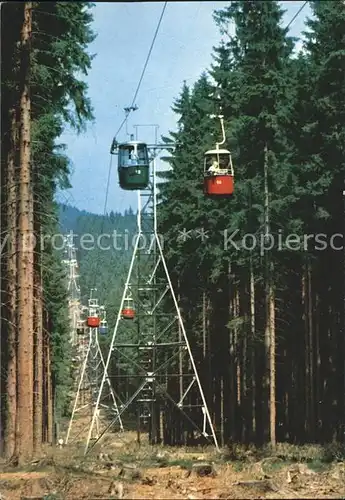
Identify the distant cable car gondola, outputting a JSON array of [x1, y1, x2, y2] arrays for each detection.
[[203, 115, 234, 198], [76, 320, 86, 335], [121, 297, 135, 320], [117, 141, 150, 190], [99, 319, 108, 335], [87, 316, 100, 328]]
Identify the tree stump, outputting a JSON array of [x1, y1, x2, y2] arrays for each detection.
[[191, 462, 217, 477]]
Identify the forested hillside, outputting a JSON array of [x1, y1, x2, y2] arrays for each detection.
[[58, 203, 136, 326], [158, 0, 345, 448]]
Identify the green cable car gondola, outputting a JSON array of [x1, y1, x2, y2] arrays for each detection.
[[117, 141, 150, 190]]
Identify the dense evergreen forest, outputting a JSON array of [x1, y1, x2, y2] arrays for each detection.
[[158, 0, 345, 448], [1, 2, 95, 463], [1, 0, 344, 466], [58, 203, 137, 325]]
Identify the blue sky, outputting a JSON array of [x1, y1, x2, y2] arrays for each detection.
[[58, 1, 311, 215]]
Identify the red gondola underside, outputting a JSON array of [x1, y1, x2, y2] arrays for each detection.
[[122, 308, 135, 319], [204, 174, 234, 197], [87, 316, 100, 327]]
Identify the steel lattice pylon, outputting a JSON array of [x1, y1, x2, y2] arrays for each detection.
[[85, 150, 219, 454], [62, 234, 81, 345], [66, 293, 123, 444]]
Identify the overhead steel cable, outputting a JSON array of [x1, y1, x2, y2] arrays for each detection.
[[103, 1, 168, 213], [286, 1, 308, 30], [114, 1, 168, 140], [130, 2, 168, 109], [93, 3, 168, 291], [99, 0, 305, 279], [113, 114, 130, 142], [102, 155, 113, 219]]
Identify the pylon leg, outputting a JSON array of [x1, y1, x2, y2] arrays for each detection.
[[66, 326, 123, 443], [85, 152, 219, 454]]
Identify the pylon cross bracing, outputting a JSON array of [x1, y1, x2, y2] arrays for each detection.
[[66, 325, 123, 444], [85, 150, 219, 453], [62, 234, 82, 345]]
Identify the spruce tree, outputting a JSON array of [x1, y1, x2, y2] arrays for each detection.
[[1, 1, 95, 460]]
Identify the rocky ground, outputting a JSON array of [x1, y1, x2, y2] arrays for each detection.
[[0, 425, 344, 499]]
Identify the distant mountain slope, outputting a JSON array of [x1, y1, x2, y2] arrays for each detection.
[[58, 203, 135, 234], [58, 203, 137, 328], [58, 203, 90, 233]]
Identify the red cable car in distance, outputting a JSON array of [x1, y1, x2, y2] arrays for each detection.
[[121, 297, 135, 320], [203, 115, 234, 198], [87, 316, 100, 328]]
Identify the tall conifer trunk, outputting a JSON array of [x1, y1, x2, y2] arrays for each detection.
[[33, 251, 43, 451], [263, 143, 276, 448], [249, 257, 256, 440], [202, 291, 206, 359], [269, 269, 276, 449], [307, 263, 315, 440], [14, 1, 34, 462], [4, 108, 19, 459], [43, 313, 53, 444], [263, 142, 270, 443]]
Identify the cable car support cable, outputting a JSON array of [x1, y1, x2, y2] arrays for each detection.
[[110, 1, 167, 144], [286, 1, 308, 30], [69, 0, 169, 445]]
